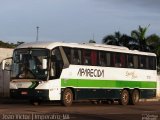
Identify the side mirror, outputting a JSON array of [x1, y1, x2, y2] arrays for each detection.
[[42, 59, 47, 69], [2, 60, 6, 70], [1, 57, 12, 71]]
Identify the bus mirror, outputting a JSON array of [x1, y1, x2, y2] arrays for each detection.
[[42, 59, 47, 69], [1, 57, 12, 71], [2, 60, 6, 70]]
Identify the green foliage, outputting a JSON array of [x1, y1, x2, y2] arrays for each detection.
[[102, 25, 160, 53], [0, 40, 24, 48], [102, 31, 137, 49], [103, 31, 122, 46], [89, 40, 96, 43], [102, 25, 160, 72]]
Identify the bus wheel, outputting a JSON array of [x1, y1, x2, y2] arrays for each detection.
[[62, 88, 73, 107], [119, 89, 129, 105], [130, 89, 139, 105]]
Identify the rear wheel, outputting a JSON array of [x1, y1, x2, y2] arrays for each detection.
[[119, 89, 129, 105], [129, 89, 140, 105], [62, 88, 73, 107]]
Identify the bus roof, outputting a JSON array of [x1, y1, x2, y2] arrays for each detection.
[[16, 41, 156, 56]]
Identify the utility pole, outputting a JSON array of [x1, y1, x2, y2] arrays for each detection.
[[36, 26, 39, 42]]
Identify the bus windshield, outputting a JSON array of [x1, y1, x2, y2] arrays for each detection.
[[12, 48, 49, 80]]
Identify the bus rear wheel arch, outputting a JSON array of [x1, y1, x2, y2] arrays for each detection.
[[61, 88, 73, 107]]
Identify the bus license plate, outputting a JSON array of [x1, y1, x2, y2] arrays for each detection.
[[21, 91, 28, 95]]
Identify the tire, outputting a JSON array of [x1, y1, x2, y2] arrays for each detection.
[[119, 89, 129, 105], [129, 89, 140, 105], [62, 88, 73, 107]]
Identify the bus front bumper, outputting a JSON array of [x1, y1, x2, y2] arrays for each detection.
[[10, 89, 49, 100]]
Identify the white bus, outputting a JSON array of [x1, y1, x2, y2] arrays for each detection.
[[3, 42, 157, 106]]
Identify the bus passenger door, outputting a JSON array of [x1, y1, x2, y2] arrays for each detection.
[[51, 47, 64, 79]]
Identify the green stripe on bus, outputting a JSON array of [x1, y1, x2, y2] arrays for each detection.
[[61, 79, 156, 88], [29, 81, 37, 88]]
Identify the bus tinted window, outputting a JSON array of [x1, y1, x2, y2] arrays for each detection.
[[63, 47, 71, 63], [71, 49, 81, 65], [106, 52, 111, 67], [139, 56, 147, 69], [127, 55, 134, 68], [98, 51, 111, 67], [110, 53, 114, 67], [82, 49, 91, 65], [91, 51, 98, 66], [99, 51, 107, 66], [113, 53, 126, 68], [114, 53, 120, 67], [148, 57, 156, 70], [62, 46, 156, 70], [82, 49, 98, 66], [120, 54, 126, 67], [133, 55, 138, 69]]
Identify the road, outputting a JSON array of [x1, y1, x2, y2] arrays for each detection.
[[0, 101, 159, 120]]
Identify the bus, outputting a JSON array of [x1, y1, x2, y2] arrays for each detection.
[[3, 42, 157, 106]]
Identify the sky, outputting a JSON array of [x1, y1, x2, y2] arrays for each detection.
[[0, 0, 160, 44]]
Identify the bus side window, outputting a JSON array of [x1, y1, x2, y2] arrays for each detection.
[[148, 57, 156, 70], [146, 57, 149, 69], [153, 57, 156, 70], [63, 47, 71, 63], [115, 53, 122, 67], [83, 49, 91, 65], [128, 55, 134, 68], [99, 51, 107, 66], [133, 55, 138, 69], [91, 51, 97, 66], [120, 54, 126, 68], [110, 53, 114, 67], [71, 49, 81, 65], [139, 56, 146, 69], [106, 52, 110, 67]]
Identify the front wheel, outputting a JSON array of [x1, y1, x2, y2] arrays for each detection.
[[62, 88, 73, 107], [129, 89, 140, 105], [119, 89, 129, 105]]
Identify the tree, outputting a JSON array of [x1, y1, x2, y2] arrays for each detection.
[[16, 41, 25, 46], [146, 34, 160, 52], [89, 40, 96, 43], [102, 31, 136, 49], [102, 25, 154, 51], [0, 40, 24, 48], [102, 31, 123, 46], [0, 40, 15, 48], [146, 34, 160, 72], [131, 25, 150, 51], [120, 34, 137, 49], [102, 25, 160, 73]]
